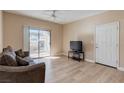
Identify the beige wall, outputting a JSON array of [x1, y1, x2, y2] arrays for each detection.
[[63, 11, 124, 68], [0, 11, 3, 52], [3, 11, 124, 68], [3, 12, 63, 56]]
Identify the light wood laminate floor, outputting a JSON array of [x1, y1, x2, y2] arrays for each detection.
[[35, 56, 124, 83]]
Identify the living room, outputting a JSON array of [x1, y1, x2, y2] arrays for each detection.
[[1, 10, 124, 83], [2, 0, 124, 92]]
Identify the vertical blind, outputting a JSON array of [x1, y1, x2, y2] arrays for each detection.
[[23, 26, 30, 51]]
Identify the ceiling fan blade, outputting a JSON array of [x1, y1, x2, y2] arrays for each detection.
[[41, 10, 65, 22], [43, 10, 60, 17]]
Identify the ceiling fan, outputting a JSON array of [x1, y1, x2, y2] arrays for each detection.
[[44, 10, 63, 21], [51, 10, 56, 18]]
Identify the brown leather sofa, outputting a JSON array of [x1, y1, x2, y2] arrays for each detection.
[[0, 62, 45, 83], [0, 48, 46, 83]]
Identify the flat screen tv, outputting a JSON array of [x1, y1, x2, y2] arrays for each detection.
[[70, 41, 82, 52]]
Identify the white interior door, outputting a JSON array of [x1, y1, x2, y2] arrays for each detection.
[[95, 22, 119, 67]]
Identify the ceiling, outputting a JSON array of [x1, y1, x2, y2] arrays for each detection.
[[5, 10, 107, 24]]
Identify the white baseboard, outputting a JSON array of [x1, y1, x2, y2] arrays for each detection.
[[51, 52, 63, 56], [117, 67, 124, 71], [62, 52, 68, 56], [62, 53, 95, 63], [85, 59, 95, 63]]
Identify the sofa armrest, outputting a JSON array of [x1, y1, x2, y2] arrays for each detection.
[[0, 63, 45, 72]]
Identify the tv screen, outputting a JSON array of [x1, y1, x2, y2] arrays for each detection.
[[70, 41, 82, 52]]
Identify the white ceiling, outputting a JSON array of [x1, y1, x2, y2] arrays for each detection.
[[5, 10, 107, 24]]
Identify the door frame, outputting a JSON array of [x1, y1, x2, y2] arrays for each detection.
[[28, 26, 51, 58], [94, 22, 120, 68]]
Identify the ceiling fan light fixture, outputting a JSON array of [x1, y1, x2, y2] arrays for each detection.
[[52, 10, 56, 17], [51, 10, 57, 21]]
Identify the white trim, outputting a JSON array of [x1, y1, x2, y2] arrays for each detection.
[[85, 59, 95, 63], [62, 52, 68, 56], [94, 21, 120, 68], [62, 52, 95, 63], [117, 67, 124, 71], [116, 22, 120, 68], [50, 52, 64, 56]]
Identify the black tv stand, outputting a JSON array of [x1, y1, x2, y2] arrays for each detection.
[[68, 50, 85, 62]]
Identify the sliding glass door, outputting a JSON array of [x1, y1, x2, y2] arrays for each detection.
[[29, 28, 50, 58], [29, 28, 39, 58], [39, 30, 50, 57]]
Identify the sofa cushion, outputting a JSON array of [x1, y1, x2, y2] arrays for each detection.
[[15, 49, 25, 58], [16, 56, 29, 66], [0, 54, 17, 66], [23, 57, 34, 62]]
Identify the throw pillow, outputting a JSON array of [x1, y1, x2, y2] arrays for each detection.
[[0, 54, 17, 66], [16, 56, 29, 66], [15, 49, 25, 58], [3, 46, 16, 59]]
